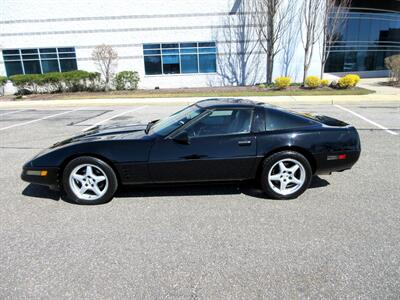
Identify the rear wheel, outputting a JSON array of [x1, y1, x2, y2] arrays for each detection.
[[63, 156, 118, 205], [261, 151, 312, 199]]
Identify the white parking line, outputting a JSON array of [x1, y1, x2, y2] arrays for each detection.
[[0, 108, 82, 131], [0, 109, 29, 116], [334, 104, 398, 136], [82, 106, 148, 132]]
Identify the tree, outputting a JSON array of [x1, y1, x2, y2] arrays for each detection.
[[91, 44, 118, 91], [300, 0, 324, 83], [279, 1, 301, 78], [320, 0, 352, 79], [255, 0, 296, 84], [385, 54, 400, 85], [215, 0, 260, 86]]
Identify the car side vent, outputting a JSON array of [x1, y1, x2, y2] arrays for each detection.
[[121, 166, 132, 180]]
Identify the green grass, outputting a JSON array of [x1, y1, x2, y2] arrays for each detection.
[[52, 87, 374, 100], [8, 86, 374, 101]]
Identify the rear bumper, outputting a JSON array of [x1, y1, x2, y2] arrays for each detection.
[[314, 150, 361, 175], [21, 166, 60, 190]]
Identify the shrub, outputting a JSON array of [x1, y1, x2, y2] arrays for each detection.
[[9, 70, 101, 94], [114, 71, 140, 90], [338, 74, 360, 89], [385, 54, 400, 83], [8, 74, 41, 93], [61, 70, 101, 92], [258, 83, 266, 89], [274, 76, 291, 89], [0, 76, 7, 86], [321, 79, 329, 87], [346, 74, 360, 86], [337, 76, 353, 89], [305, 76, 321, 89]]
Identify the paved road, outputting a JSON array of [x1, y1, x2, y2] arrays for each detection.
[[0, 102, 399, 299]]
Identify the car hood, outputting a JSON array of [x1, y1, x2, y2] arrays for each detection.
[[50, 123, 148, 148], [85, 123, 147, 137]]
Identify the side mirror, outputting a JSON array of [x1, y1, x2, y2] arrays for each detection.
[[173, 131, 190, 145]]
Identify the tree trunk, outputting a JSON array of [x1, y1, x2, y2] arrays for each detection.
[[105, 78, 110, 92], [320, 61, 326, 79], [267, 52, 274, 84], [320, 38, 327, 79], [240, 44, 246, 86], [105, 69, 110, 91], [303, 53, 309, 85], [266, 14, 275, 84]]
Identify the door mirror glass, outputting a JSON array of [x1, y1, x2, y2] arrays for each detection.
[[173, 131, 190, 144]]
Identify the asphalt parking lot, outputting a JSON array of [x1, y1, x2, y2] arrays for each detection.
[[0, 101, 399, 298]]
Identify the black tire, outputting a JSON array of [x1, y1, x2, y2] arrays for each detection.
[[62, 156, 118, 205], [260, 151, 312, 200]]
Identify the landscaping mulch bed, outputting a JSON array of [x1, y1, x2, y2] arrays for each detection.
[[0, 85, 374, 101]]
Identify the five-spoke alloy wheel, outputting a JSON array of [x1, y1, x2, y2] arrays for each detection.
[[63, 156, 118, 205], [261, 151, 312, 199], [69, 164, 109, 201]]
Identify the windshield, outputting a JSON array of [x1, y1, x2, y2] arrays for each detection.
[[149, 105, 205, 136]]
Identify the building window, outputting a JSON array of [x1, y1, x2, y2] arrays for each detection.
[[2, 47, 78, 76], [143, 42, 217, 75], [325, 9, 400, 73]]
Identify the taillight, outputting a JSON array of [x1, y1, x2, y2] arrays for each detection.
[[327, 154, 347, 161]]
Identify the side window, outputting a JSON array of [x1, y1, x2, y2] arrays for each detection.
[[265, 109, 313, 131], [252, 109, 266, 133], [187, 109, 253, 137]]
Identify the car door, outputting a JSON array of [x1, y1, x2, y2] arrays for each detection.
[[148, 108, 257, 182]]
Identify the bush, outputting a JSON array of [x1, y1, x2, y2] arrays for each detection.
[[61, 70, 101, 92], [114, 71, 140, 90], [8, 74, 41, 94], [305, 76, 321, 89], [337, 76, 353, 89], [0, 76, 7, 86], [347, 74, 360, 86], [321, 79, 329, 87], [258, 83, 266, 89], [9, 70, 101, 94], [385, 54, 400, 83], [274, 76, 291, 89], [338, 74, 360, 89]]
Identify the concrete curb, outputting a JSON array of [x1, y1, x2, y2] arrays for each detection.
[[0, 94, 399, 108]]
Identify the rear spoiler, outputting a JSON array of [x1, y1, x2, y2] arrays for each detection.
[[313, 115, 349, 127]]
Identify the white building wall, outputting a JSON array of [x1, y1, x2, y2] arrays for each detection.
[[0, 0, 321, 88]]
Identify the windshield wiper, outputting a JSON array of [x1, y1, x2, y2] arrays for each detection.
[[145, 119, 159, 134]]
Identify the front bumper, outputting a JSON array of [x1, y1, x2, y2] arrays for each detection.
[[21, 166, 60, 190]]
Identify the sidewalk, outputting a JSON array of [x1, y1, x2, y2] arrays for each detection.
[[358, 78, 400, 95], [0, 93, 399, 109]]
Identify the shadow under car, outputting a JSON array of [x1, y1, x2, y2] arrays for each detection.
[[22, 176, 330, 203]]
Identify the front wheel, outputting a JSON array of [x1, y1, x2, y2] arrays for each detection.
[[62, 156, 118, 205], [261, 151, 312, 200]]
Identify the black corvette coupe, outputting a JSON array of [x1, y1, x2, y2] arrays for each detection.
[[22, 99, 361, 204]]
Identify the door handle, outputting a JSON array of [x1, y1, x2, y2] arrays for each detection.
[[238, 140, 252, 146]]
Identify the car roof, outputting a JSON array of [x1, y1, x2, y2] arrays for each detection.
[[195, 98, 262, 109], [194, 99, 321, 125]]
